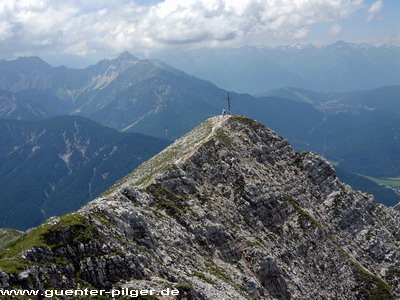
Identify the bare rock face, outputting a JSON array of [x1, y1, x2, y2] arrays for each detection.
[[0, 115, 399, 299], [0, 270, 9, 289]]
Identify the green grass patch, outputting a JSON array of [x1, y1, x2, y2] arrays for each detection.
[[91, 214, 115, 228], [0, 213, 97, 274], [193, 271, 216, 285], [385, 263, 400, 287], [227, 219, 239, 228], [0, 228, 50, 260], [0, 229, 23, 251], [355, 268, 394, 300], [146, 185, 187, 216], [328, 236, 393, 299], [0, 257, 30, 274], [293, 152, 310, 168], [205, 262, 230, 283], [242, 214, 251, 224], [246, 240, 261, 248], [358, 174, 400, 187], [229, 115, 267, 131], [44, 213, 98, 246], [285, 196, 321, 228], [176, 283, 194, 293], [215, 129, 232, 147]]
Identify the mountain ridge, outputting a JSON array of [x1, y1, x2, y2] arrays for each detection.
[[0, 115, 398, 299]]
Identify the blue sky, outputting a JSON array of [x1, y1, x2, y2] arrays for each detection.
[[308, 0, 400, 45], [0, 0, 398, 65]]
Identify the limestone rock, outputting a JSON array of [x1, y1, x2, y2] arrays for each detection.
[[0, 115, 399, 299]]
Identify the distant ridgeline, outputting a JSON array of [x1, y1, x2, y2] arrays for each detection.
[[155, 41, 400, 94], [0, 116, 169, 230]]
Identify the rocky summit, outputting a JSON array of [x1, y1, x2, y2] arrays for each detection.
[[0, 115, 399, 299]]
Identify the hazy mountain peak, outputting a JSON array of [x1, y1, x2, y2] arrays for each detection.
[[329, 40, 375, 49], [14, 56, 51, 68], [332, 40, 347, 46], [91, 51, 139, 73], [0, 115, 398, 298], [115, 51, 139, 62], [0, 56, 51, 72]]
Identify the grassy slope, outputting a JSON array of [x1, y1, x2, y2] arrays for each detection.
[[0, 229, 23, 251]]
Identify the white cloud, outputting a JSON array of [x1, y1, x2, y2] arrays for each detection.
[[0, 0, 366, 58], [367, 0, 383, 21], [329, 24, 342, 36], [293, 28, 309, 39], [368, 0, 383, 14]]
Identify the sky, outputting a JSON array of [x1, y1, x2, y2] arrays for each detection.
[[0, 0, 399, 66]]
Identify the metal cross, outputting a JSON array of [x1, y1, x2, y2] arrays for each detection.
[[224, 92, 233, 114]]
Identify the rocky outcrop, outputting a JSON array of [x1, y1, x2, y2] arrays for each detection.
[[0, 115, 399, 299]]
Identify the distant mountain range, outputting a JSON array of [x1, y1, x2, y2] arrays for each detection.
[[262, 86, 400, 178], [0, 52, 399, 216], [0, 52, 225, 139], [154, 41, 400, 94], [0, 88, 70, 120], [262, 85, 400, 111], [0, 52, 329, 141], [0, 116, 168, 230]]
